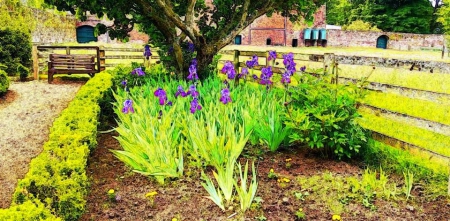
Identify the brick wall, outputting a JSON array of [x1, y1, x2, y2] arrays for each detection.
[[237, 5, 327, 47], [326, 30, 445, 50]]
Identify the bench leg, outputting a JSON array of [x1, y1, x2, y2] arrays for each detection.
[[48, 70, 54, 84]]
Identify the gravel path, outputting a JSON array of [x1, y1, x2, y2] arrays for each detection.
[[0, 80, 83, 208]]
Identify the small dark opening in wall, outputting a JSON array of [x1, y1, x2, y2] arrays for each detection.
[[292, 39, 298, 47], [266, 38, 272, 45], [234, 35, 242, 45]]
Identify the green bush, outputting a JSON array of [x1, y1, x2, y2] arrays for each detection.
[[0, 28, 32, 76], [0, 200, 61, 221], [0, 68, 9, 94], [285, 74, 368, 159], [17, 63, 30, 81], [8, 72, 112, 221]]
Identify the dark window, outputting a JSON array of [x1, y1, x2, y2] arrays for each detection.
[[234, 35, 242, 45], [266, 38, 272, 45], [292, 39, 298, 47]]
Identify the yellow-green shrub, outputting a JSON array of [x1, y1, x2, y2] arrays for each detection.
[[6, 72, 112, 221], [0, 200, 61, 221]]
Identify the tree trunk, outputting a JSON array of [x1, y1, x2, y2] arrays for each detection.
[[196, 44, 218, 80]]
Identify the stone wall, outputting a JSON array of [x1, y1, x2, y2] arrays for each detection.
[[76, 14, 149, 44], [326, 30, 445, 50], [31, 9, 77, 44]]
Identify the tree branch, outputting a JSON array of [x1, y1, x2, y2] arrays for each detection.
[[185, 0, 197, 35], [154, 0, 198, 42]]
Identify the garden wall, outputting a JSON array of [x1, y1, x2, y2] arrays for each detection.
[[326, 30, 445, 51], [31, 8, 77, 44]]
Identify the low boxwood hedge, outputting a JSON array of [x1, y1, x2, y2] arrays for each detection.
[[0, 72, 112, 221]]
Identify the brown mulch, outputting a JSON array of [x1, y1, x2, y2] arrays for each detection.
[[81, 131, 450, 221]]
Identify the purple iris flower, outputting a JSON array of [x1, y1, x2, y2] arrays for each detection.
[[221, 61, 237, 80], [268, 50, 277, 61], [283, 52, 296, 75], [219, 88, 232, 104], [281, 72, 291, 84], [187, 42, 195, 52], [168, 46, 174, 55], [122, 99, 134, 114], [121, 80, 127, 87], [252, 74, 259, 80], [238, 67, 249, 79], [154, 88, 168, 106], [190, 98, 202, 114], [187, 59, 198, 81], [175, 85, 187, 97], [131, 67, 145, 76], [300, 66, 306, 72], [187, 84, 199, 98], [261, 66, 273, 78], [144, 45, 152, 60], [246, 55, 258, 68], [260, 66, 273, 85]]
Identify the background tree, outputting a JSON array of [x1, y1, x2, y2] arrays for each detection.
[[45, 0, 325, 79], [327, 0, 441, 34]]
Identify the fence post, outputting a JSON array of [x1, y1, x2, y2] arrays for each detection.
[[233, 50, 240, 71], [323, 53, 334, 75], [442, 45, 445, 59], [32, 45, 39, 80]]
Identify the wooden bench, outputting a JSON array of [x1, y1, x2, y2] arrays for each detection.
[[48, 54, 98, 83]]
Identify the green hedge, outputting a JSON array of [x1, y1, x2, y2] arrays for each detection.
[[0, 72, 112, 221], [0, 69, 9, 94], [0, 28, 32, 76]]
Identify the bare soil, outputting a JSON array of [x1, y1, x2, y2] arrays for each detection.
[[0, 78, 83, 208], [81, 131, 450, 221]]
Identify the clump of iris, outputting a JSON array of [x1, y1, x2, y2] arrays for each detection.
[[175, 85, 187, 98], [259, 66, 273, 86], [219, 87, 232, 104], [187, 59, 199, 81], [122, 99, 134, 114], [221, 61, 236, 80], [144, 45, 152, 60], [131, 67, 145, 76], [190, 98, 202, 114], [154, 88, 172, 106]]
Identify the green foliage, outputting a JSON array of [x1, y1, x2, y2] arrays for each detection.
[[327, 0, 436, 34], [343, 20, 381, 32], [363, 139, 448, 198], [0, 200, 61, 221], [0, 69, 10, 94], [285, 75, 367, 159], [297, 170, 398, 213], [17, 63, 30, 80], [0, 0, 36, 33], [403, 170, 414, 200], [112, 100, 184, 185], [11, 72, 112, 221], [255, 100, 291, 152], [234, 161, 258, 212], [0, 28, 32, 76]]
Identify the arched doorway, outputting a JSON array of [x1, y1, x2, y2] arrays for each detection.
[[376, 35, 389, 49], [76, 25, 97, 43]]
